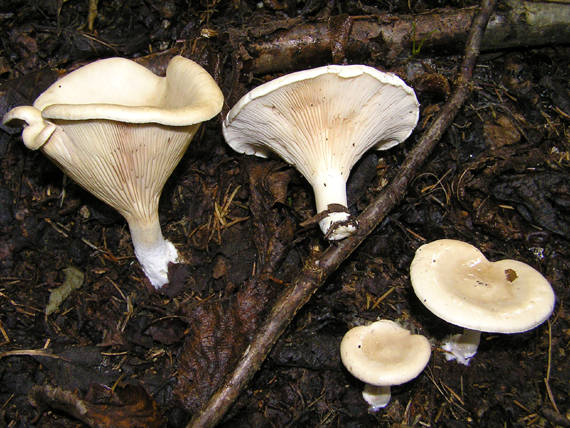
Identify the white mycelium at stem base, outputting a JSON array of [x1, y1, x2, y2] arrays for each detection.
[[441, 328, 481, 365], [128, 215, 179, 288], [362, 384, 392, 411], [3, 55, 223, 288], [223, 64, 419, 240]]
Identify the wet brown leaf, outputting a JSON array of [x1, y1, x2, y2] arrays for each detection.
[[484, 115, 521, 149], [30, 384, 164, 428], [492, 171, 570, 238], [246, 160, 297, 271], [145, 318, 186, 345], [414, 72, 451, 101], [173, 160, 297, 413], [258, 164, 296, 207], [173, 278, 276, 413], [212, 255, 229, 279]]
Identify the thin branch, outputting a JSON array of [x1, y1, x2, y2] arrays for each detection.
[[239, 0, 569, 74], [188, 0, 497, 426]]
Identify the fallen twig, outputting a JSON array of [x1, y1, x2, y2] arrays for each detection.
[[235, 0, 569, 74], [188, 0, 497, 426], [544, 320, 560, 414], [0, 349, 69, 361]]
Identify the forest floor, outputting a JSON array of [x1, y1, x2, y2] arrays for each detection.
[[0, 0, 568, 427]]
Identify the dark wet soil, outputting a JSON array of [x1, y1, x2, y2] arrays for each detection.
[[0, 1, 568, 427]]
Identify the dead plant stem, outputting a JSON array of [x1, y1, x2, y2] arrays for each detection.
[[188, 0, 497, 426], [544, 320, 560, 413]]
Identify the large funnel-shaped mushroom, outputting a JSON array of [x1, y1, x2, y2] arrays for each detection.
[[223, 65, 419, 240], [3, 55, 224, 288]]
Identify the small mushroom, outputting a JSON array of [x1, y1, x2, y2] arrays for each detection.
[[3, 56, 223, 288], [410, 239, 556, 365], [223, 65, 419, 240], [340, 320, 431, 410]]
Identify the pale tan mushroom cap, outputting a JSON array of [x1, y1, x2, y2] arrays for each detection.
[[340, 320, 431, 386], [410, 239, 555, 334], [222, 64, 419, 185], [34, 55, 223, 126]]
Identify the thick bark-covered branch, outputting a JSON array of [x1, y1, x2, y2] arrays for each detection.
[[233, 0, 569, 74], [188, 0, 498, 427]]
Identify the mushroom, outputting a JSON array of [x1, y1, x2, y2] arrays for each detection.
[[222, 65, 419, 240], [410, 239, 556, 365], [3, 56, 224, 288], [340, 320, 431, 410]]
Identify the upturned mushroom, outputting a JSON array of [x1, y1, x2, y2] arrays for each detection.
[[3, 56, 224, 288], [340, 320, 431, 410], [223, 65, 419, 240], [410, 239, 556, 365]]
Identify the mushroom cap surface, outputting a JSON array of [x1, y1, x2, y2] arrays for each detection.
[[222, 64, 419, 185], [410, 239, 555, 334], [340, 320, 431, 386], [34, 55, 223, 126]]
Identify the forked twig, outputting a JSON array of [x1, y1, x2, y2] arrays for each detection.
[[188, 0, 497, 426]]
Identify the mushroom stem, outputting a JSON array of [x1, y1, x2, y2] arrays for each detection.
[[442, 328, 481, 365], [362, 384, 391, 411], [127, 214, 179, 288], [311, 169, 355, 240]]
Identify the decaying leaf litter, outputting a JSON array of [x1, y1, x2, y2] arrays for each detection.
[[0, 0, 568, 427]]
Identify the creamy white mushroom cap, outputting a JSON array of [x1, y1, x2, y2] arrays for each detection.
[[34, 56, 223, 126], [410, 239, 555, 334], [222, 64, 419, 240], [340, 320, 431, 387]]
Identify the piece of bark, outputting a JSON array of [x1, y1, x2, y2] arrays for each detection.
[[187, 0, 498, 427], [29, 384, 164, 428], [232, 0, 570, 74]]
